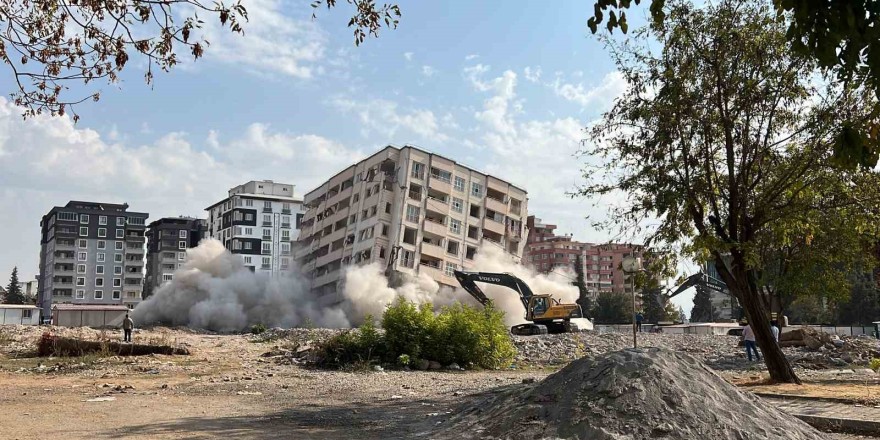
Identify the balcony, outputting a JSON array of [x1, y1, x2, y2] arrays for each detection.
[[262, 249, 272, 255], [54, 253, 75, 261], [483, 218, 506, 235], [262, 234, 271, 240], [420, 242, 446, 260], [53, 281, 74, 289], [423, 218, 448, 237], [262, 206, 273, 213], [55, 241, 75, 249], [486, 196, 508, 214], [408, 189, 422, 202], [316, 248, 344, 268], [428, 176, 452, 194], [125, 235, 146, 242], [54, 266, 75, 274], [261, 264, 271, 270], [281, 223, 291, 229], [262, 221, 272, 227]]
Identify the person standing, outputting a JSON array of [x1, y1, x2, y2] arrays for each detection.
[[770, 320, 780, 343], [636, 312, 644, 332], [122, 313, 134, 343], [742, 321, 760, 361]]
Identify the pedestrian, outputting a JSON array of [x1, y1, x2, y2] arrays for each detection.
[[742, 321, 760, 362], [122, 313, 134, 343], [770, 320, 780, 343], [636, 312, 644, 332]]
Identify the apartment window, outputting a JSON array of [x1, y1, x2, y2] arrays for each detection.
[[114, 266, 122, 275], [179, 241, 186, 250], [78, 239, 87, 248], [385, 202, 391, 214], [403, 227, 417, 245], [465, 246, 477, 260], [178, 252, 185, 261], [263, 228, 271, 238], [116, 217, 125, 226], [75, 289, 85, 299], [431, 167, 452, 182], [451, 197, 464, 213], [381, 224, 389, 237], [97, 240, 105, 250], [113, 278, 121, 287], [281, 257, 290, 269], [262, 243, 271, 254], [112, 290, 121, 300], [447, 239, 460, 256], [113, 241, 122, 251], [98, 228, 106, 237], [99, 215, 108, 225], [180, 230, 188, 238], [94, 290, 103, 299], [281, 230, 290, 240], [411, 161, 425, 179], [116, 229, 124, 238], [233, 240, 242, 250], [282, 202, 291, 212], [353, 193, 360, 203], [405, 205, 420, 223], [234, 211, 243, 222], [378, 246, 386, 259], [76, 277, 85, 286], [244, 242, 253, 250], [79, 227, 88, 236], [114, 254, 123, 263], [96, 265, 104, 274], [77, 252, 87, 261], [97, 253, 105, 262], [244, 227, 253, 235], [262, 257, 271, 267], [245, 199, 254, 207], [162, 274, 173, 282], [264, 201, 272, 211], [401, 250, 414, 268], [76, 264, 86, 273], [281, 215, 290, 227], [58, 212, 77, 221], [95, 278, 104, 287], [245, 213, 254, 221], [349, 214, 357, 224], [445, 262, 458, 277], [263, 214, 271, 225], [79, 214, 89, 224], [454, 176, 466, 192], [281, 243, 291, 255], [471, 182, 483, 197], [449, 219, 462, 234], [244, 256, 252, 264]]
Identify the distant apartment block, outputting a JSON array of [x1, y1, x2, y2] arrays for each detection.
[[37, 201, 149, 317], [205, 180, 305, 276], [525, 215, 644, 295], [296, 145, 528, 297], [144, 217, 207, 299]]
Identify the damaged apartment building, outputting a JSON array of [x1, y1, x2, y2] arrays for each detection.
[[296, 145, 528, 297]]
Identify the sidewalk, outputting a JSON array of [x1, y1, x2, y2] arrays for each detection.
[[762, 395, 880, 435]]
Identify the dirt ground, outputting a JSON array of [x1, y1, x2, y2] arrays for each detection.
[[0, 326, 876, 440]]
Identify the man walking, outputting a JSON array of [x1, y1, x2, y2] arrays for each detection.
[[742, 321, 760, 362], [122, 313, 134, 343], [635, 312, 644, 332]]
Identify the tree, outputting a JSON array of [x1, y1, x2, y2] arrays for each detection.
[[578, 0, 880, 383], [573, 254, 593, 316], [591, 290, 632, 324], [1, 0, 248, 120], [4, 267, 25, 305], [631, 249, 677, 323], [689, 285, 716, 323], [836, 273, 880, 325]]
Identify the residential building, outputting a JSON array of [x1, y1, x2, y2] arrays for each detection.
[[144, 217, 208, 299], [18, 277, 38, 302], [296, 145, 528, 298], [525, 215, 644, 296], [37, 201, 149, 317], [205, 180, 305, 276]]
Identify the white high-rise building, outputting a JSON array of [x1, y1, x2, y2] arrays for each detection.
[[205, 180, 305, 276], [297, 145, 528, 296]]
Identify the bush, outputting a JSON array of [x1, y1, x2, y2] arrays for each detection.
[[317, 316, 384, 369], [428, 302, 515, 369], [250, 323, 267, 335], [397, 354, 411, 367], [871, 358, 880, 371], [381, 298, 436, 360]]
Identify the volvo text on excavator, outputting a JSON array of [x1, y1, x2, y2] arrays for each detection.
[[453, 270, 584, 336]]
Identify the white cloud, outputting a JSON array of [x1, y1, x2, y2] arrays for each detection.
[[465, 54, 479, 61], [329, 97, 448, 142], [549, 71, 626, 109], [421, 65, 437, 77], [404, 52, 414, 61], [201, 0, 326, 79], [523, 66, 542, 83], [0, 98, 362, 280]]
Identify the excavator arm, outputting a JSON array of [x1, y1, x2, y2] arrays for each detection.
[[453, 270, 534, 311]]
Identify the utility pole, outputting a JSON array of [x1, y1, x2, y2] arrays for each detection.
[[622, 256, 642, 349]]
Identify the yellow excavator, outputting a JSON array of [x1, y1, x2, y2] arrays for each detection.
[[453, 270, 584, 335]]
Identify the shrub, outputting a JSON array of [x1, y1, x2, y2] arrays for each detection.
[[37, 332, 57, 356], [397, 354, 411, 367], [250, 323, 267, 335], [870, 358, 880, 371], [381, 298, 435, 360], [317, 316, 384, 369]]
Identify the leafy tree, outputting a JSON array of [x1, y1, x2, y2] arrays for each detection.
[[591, 290, 632, 324], [578, 0, 880, 383], [4, 267, 25, 305], [0, 0, 248, 120], [631, 249, 677, 323], [689, 285, 716, 323], [835, 273, 880, 325], [573, 254, 593, 316]]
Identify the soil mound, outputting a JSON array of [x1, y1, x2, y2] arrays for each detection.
[[435, 348, 823, 439]]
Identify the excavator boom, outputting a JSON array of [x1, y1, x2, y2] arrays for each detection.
[[453, 271, 533, 310]]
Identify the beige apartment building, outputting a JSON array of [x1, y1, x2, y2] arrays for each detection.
[[296, 145, 528, 297]]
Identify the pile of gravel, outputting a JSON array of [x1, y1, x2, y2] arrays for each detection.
[[434, 348, 824, 439]]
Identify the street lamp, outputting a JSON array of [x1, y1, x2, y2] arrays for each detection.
[[621, 256, 642, 349]]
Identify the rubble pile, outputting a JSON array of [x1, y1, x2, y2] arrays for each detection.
[[435, 348, 825, 440], [254, 327, 342, 365]]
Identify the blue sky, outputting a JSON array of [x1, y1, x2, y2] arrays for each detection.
[[0, 0, 696, 312]]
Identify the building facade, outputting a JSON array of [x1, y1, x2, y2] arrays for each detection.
[[37, 201, 149, 317], [296, 145, 528, 298], [524, 215, 643, 296], [205, 180, 305, 276], [144, 217, 208, 299]]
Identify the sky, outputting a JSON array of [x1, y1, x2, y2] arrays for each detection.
[[0, 0, 697, 312]]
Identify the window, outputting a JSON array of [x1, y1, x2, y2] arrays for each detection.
[[449, 219, 462, 234], [245, 227, 253, 235], [162, 274, 173, 282], [58, 212, 78, 221], [431, 167, 452, 182], [244, 256, 252, 264], [281, 243, 291, 255], [75, 277, 86, 286], [282, 202, 291, 212], [245, 213, 254, 221], [110, 241, 121, 251], [178, 252, 185, 261], [264, 201, 272, 210], [116, 217, 125, 226], [113, 278, 121, 287], [263, 214, 271, 225], [128, 217, 145, 226], [445, 262, 458, 277], [79, 214, 89, 224], [281, 230, 290, 240], [406, 205, 420, 223], [263, 228, 271, 238], [99, 215, 108, 225], [97, 253, 105, 262], [454, 176, 466, 192], [116, 229, 124, 238], [96, 265, 104, 274], [112, 290, 121, 300], [77, 252, 87, 261], [451, 197, 464, 213], [76, 264, 86, 273], [75, 289, 85, 299], [381, 224, 389, 237], [178, 241, 186, 250], [94, 290, 103, 299], [114, 266, 122, 275], [244, 242, 253, 250], [98, 228, 106, 237], [262, 257, 271, 267], [79, 227, 88, 236], [353, 193, 360, 203], [262, 243, 271, 254], [385, 202, 392, 214], [447, 239, 460, 256], [180, 230, 188, 238], [245, 198, 254, 207], [471, 182, 483, 197], [76, 239, 88, 249], [281, 257, 290, 269], [95, 278, 104, 287], [349, 214, 357, 224], [281, 216, 290, 227], [411, 161, 425, 179], [97, 240, 105, 250], [114, 254, 123, 263]]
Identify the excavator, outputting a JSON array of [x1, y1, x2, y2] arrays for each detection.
[[453, 270, 584, 336]]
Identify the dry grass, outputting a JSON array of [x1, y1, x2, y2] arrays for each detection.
[[731, 376, 880, 404]]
